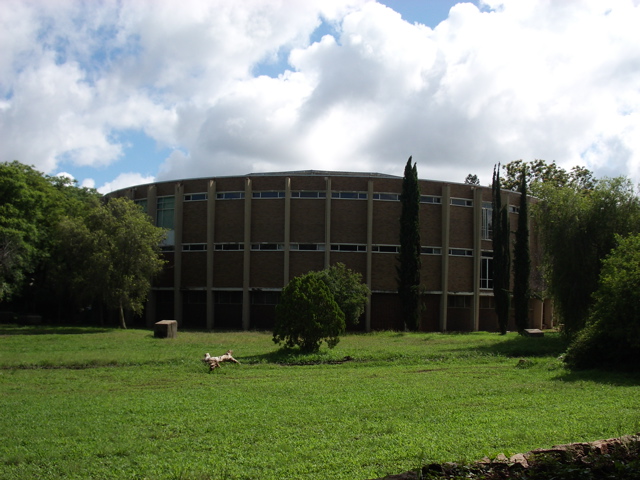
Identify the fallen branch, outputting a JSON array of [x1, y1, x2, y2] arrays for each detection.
[[202, 350, 240, 372]]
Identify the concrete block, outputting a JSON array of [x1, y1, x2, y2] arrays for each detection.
[[524, 328, 544, 337], [154, 320, 178, 338]]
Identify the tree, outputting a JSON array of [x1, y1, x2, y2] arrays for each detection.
[[501, 159, 596, 195], [315, 263, 370, 327], [397, 156, 421, 330], [492, 164, 511, 335], [0, 161, 100, 304], [273, 272, 346, 353], [55, 197, 167, 328], [564, 234, 640, 370], [512, 167, 530, 334], [464, 174, 480, 185], [534, 176, 640, 338]]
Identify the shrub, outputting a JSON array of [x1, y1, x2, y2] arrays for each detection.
[[564, 234, 640, 370], [273, 272, 346, 353]]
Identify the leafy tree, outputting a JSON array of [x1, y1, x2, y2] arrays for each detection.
[[54, 197, 166, 328], [397, 156, 421, 331], [564, 234, 640, 370], [315, 263, 370, 327], [273, 272, 346, 353], [513, 167, 530, 334], [535, 176, 640, 338], [492, 164, 511, 335], [0, 161, 100, 303], [501, 159, 596, 195], [464, 174, 480, 185]]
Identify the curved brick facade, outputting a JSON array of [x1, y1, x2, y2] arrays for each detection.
[[108, 170, 550, 331]]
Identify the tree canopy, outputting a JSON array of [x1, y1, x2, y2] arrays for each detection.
[[315, 262, 370, 327], [273, 272, 346, 353], [491, 164, 511, 335]]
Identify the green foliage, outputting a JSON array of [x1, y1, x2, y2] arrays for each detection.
[[535, 176, 640, 338], [273, 272, 346, 352], [464, 174, 480, 185], [492, 164, 511, 335], [513, 168, 530, 334], [0, 161, 100, 302], [315, 262, 370, 327], [565, 234, 640, 370], [398, 156, 422, 330], [54, 197, 167, 328], [500, 159, 596, 195]]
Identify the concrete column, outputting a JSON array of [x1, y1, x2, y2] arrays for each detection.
[[365, 179, 374, 332], [440, 185, 450, 332], [532, 298, 543, 329], [206, 179, 216, 330], [174, 183, 184, 326], [284, 177, 291, 286], [146, 185, 158, 327], [472, 187, 483, 331], [324, 177, 332, 269], [242, 177, 252, 330]]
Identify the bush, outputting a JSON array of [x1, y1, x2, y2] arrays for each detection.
[[315, 262, 369, 327], [564, 234, 640, 370], [273, 272, 346, 353]]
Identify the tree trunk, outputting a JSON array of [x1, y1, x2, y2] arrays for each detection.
[[119, 301, 127, 329]]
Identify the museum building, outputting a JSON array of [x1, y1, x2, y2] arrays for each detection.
[[108, 170, 550, 331]]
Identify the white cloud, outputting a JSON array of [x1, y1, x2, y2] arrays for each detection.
[[1, 0, 640, 189], [97, 172, 155, 195]]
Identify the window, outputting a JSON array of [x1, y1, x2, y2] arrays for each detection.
[[214, 243, 244, 251], [183, 243, 207, 251], [156, 196, 175, 229], [330, 244, 367, 252], [481, 251, 493, 289], [290, 243, 325, 251], [216, 192, 244, 200], [291, 191, 326, 198], [253, 191, 285, 199], [372, 245, 399, 253], [184, 193, 207, 201], [331, 192, 367, 199], [449, 248, 473, 257], [421, 195, 442, 204], [251, 243, 284, 251], [134, 199, 148, 213], [160, 245, 174, 253], [374, 193, 399, 201], [482, 201, 493, 240], [421, 247, 442, 255], [448, 296, 472, 308], [251, 291, 281, 305], [480, 296, 495, 309], [509, 205, 520, 214], [215, 291, 243, 304], [451, 198, 473, 207]]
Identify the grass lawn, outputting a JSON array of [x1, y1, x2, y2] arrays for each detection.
[[1, 326, 639, 479]]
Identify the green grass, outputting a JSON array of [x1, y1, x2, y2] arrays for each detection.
[[1, 326, 639, 479]]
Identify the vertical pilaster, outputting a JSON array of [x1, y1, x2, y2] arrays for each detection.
[[284, 177, 291, 286], [206, 179, 216, 330], [146, 185, 157, 327], [324, 177, 332, 269], [242, 177, 252, 330], [440, 185, 450, 332], [365, 179, 374, 332], [472, 187, 483, 331], [174, 183, 184, 326]]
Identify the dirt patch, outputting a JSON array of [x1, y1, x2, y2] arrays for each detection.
[[371, 434, 640, 479]]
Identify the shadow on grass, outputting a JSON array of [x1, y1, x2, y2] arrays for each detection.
[[474, 332, 570, 358], [552, 368, 640, 386], [242, 347, 352, 366], [0, 324, 112, 336]]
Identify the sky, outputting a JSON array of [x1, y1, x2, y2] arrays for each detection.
[[2, 0, 640, 194]]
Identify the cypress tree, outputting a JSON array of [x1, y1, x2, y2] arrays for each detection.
[[513, 167, 530, 334], [492, 164, 511, 335], [397, 156, 421, 331]]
